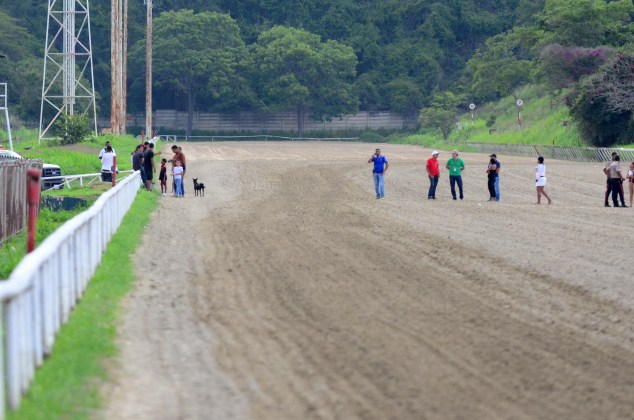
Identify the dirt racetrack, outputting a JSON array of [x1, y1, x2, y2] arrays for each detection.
[[99, 142, 634, 420]]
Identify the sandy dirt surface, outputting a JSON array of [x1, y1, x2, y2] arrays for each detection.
[[98, 142, 634, 420]]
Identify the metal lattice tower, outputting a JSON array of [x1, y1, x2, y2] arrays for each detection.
[[0, 83, 13, 150], [39, 0, 98, 141]]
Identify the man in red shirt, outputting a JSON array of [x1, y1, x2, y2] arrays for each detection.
[[426, 151, 440, 199]]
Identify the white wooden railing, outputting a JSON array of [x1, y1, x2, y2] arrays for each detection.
[[0, 171, 142, 418]]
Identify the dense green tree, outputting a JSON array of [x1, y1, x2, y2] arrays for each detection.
[[466, 27, 544, 101], [3, 0, 630, 128], [129, 10, 247, 136], [254, 26, 358, 136], [419, 91, 461, 141], [537, 0, 634, 48], [569, 51, 634, 147], [383, 77, 426, 116]]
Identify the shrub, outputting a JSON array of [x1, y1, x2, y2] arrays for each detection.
[[55, 113, 92, 145]]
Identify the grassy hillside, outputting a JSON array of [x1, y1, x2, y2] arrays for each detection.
[[393, 85, 634, 149]]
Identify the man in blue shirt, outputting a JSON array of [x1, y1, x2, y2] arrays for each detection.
[[368, 148, 389, 199]]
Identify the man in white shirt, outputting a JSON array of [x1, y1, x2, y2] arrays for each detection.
[[98, 141, 115, 159], [100, 145, 116, 182]]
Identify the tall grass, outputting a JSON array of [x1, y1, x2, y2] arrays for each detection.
[[0, 208, 87, 279], [8, 130, 142, 175], [392, 85, 625, 148]]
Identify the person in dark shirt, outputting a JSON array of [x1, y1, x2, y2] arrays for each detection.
[[132, 144, 147, 186], [486, 157, 498, 202], [159, 158, 168, 195], [489, 153, 501, 201], [143, 143, 156, 191]]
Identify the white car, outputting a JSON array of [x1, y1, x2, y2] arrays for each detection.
[[0, 149, 64, 190]]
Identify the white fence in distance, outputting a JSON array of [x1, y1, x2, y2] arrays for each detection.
[[0, 171, 142, 418]]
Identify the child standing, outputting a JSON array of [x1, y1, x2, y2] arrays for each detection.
[[159, 158, 167, 195], [172, 160, 184, 197]]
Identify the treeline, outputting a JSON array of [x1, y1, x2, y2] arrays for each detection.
[[0, 0, 633, 144]]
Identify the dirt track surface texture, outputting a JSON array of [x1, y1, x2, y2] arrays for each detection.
[[99, 142, 634, 420]]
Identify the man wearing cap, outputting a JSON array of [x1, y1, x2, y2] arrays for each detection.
[[603, 152, 626, 207], [446, 150, 465, 200], [489, 154, 501, 201], [607, 155, 627, 207], [426, 151, 441, 199], [368, 148, 388, 199]]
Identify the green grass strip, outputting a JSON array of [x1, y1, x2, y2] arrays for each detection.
[[8, 189, 159, 420]]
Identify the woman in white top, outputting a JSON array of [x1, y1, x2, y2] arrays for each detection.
[[627, 161, 634, 208], [535, 156, 552, 204]]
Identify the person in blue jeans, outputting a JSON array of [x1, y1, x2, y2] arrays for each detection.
[[445, 150, 465, 200], [489, 153, 501, 201], [368, 148, 389, 199]]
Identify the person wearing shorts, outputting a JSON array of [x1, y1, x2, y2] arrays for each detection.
[[159, 158, 168, 195], [535, 156, 552, 204]]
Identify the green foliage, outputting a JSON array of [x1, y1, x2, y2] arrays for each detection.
[[485, 115, 496, 128], [396, 85, 583, 147], [466, 27, 543, 101], [129, 10, 249, 136], [54, 113, 92, 145], [419, 91, 461, 141], [537, 0, 634, 47], [569, 51, 634, 147], [0, 208, 82, 278], [254, 25, 358, 136], [2, 0, 633, 129]]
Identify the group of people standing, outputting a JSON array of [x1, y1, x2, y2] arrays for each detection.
[[131, 141, 156, 192], [98, 140, 188, 197], [369, 149, 553, 204]]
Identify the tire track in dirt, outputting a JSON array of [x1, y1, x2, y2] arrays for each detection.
[[100, 142, 634, 420]]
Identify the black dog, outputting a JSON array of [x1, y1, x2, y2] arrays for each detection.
[[193, 178, 205, 197]]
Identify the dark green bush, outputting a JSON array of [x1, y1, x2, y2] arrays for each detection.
[[55, 113, 92, 145]]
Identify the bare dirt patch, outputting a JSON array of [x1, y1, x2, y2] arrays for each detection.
[[99, 142, 634, 420]]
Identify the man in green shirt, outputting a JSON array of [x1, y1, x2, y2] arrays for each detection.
[[445, 150, 465, 200]]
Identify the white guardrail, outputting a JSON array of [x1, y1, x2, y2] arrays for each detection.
[[0, 171, 142, 417]]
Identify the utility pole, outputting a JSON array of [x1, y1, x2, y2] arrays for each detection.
[[145, 0, 153, 140], [111, 0, 127, 135], [122, 0, 128, 133]]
